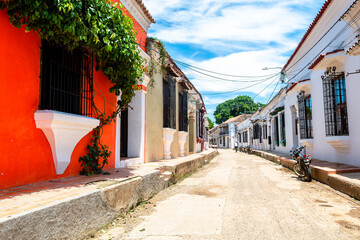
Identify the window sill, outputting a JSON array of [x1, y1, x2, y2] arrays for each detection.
[[300, 138, 314, 150], [325, 136, 350, 152], [34, 110, 100, 174]]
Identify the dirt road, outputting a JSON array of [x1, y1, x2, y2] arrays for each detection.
[[94, 149, 360, 240]]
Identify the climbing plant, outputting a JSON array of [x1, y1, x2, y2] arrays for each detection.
[[0, 0, 145, 175], [146, 37, 168, 89]]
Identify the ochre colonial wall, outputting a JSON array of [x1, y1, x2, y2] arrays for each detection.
[[145, 67, 164, 162]]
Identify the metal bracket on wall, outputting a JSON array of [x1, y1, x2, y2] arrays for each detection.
[[346, 69, 360, 76]]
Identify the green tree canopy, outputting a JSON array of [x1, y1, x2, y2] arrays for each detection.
[[206, 117, 214, 129], [213, 95, 265, 124]]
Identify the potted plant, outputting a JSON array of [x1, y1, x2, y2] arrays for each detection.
[[275, 141, 279, 147], [280, 139, 286, 147]]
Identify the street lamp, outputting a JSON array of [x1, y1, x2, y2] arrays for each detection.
[[262, 66, 285, 82]]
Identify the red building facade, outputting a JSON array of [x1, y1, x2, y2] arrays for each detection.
[[0, 0, 154, 189]]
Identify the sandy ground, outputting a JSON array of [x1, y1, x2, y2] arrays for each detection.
[[88, 149, 360, 240]]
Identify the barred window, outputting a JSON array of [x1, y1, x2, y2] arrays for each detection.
[[163, 75, 176, 129], [242, 131, 248, 142], [178, 90, 188, 132], [39, 40, 93, 116], [263, 125, 268, 139], [322, 72, 349, 136], [274, 116, 279, 142], [281, 113, 286, 141], [253, 124, 260, 139], [298, 93, 313, 139]]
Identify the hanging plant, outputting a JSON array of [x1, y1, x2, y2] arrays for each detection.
[[1, 0, 145, 175]]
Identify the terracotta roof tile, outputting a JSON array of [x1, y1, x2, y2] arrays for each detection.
[[135, 0, 156, 23], [283, 0, 334, 71]]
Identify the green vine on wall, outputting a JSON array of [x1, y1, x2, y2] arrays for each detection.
[[0, 0, 145, 175], [146, 37, 167, 90]]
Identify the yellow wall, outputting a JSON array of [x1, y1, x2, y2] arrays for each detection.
[[145, 40, 192, 161], [145, 64, 164, 162]]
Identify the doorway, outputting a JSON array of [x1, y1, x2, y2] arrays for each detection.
[[120, 108, 128, 157]]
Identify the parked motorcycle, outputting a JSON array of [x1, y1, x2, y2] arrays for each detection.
[[245, 145, 252, 154], [290, 146, 312, 182]]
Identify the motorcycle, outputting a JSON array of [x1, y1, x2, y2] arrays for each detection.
[[290, 146, 312, 182], [245, 145, 252, 154]]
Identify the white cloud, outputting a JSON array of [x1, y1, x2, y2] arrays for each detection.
[[142, 0, 322, 106], [183, 49, 285, 95]]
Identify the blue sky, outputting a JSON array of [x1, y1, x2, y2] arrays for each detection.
[[142, 0, 325, 123]]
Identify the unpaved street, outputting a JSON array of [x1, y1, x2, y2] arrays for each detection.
[[95, 149, 360, 240]]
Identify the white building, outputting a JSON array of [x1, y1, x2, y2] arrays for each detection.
[[237, 0, 360, 167], [236, 89, 286, 152], [218, 115, 250, 148]]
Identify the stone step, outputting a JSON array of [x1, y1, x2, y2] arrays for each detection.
[[161, 171, 173, 181]]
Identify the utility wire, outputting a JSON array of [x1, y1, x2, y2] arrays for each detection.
[[137, 42, 281, 80], [266, 78, 282, 104], [286, 9, 360, 82], [285, 6, 360, 72], [202, 74, 280, 95], [174, 59, 280, 78], [175, 61, 280, 83]]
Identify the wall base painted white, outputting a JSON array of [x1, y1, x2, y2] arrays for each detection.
[[204, 142, 209, 150], [178, 131, 188, 157], [196, 142, 202, 153], [118, 157, 143, 168], [34, 110, 99, 174], [163, 128, 176, 159]]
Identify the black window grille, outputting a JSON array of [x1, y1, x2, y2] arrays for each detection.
[[178, 90, 188, 132], [163, 75, 176, 129], [298, 93, 313, 139], [196, 110, 204, 138], [254, 124, 260, 139], [281, 113, 286, 140], [39, 40, 93, 116], [274, 116, 279, 142], [242, 131, 248, 142], [322, 71, 349, 136], [263, 125, 268, 139]]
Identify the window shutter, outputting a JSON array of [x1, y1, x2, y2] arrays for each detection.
[[183, 91, 188, 132]]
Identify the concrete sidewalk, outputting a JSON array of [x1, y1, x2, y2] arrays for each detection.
[[253, 149, 360, 200], [0, 149, 218, 240]]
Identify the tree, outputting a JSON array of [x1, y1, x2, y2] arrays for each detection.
[[206, 117, 214, 129], [213, 95, 265, 124]]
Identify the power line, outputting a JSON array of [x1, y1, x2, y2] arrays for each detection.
[[286, 9, 360, 82], [137, 42, 282, 80], [266, 78, 282, 104], [202, 74, 280, 95], [284, 6, 360, 73], [174, 59, 280, 78], [176, 61, 280, 83]]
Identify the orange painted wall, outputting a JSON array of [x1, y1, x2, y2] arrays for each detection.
[[0, 10, 118, 190], [113, 0, 148, 51]]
